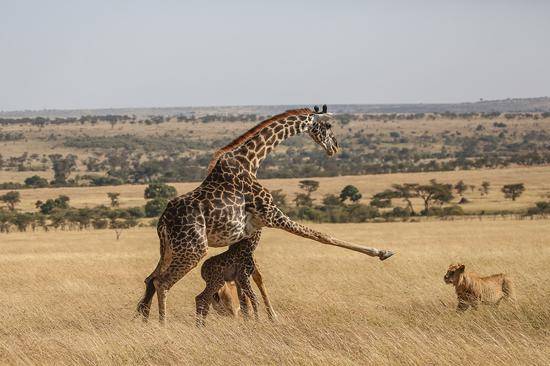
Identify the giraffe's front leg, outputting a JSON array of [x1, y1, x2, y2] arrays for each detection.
[[235, 282, 250, 319], [258, 206, 394, 260], [237, 272, 259, 321]]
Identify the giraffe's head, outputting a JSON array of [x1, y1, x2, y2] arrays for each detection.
[[306, 105, 339, 156]]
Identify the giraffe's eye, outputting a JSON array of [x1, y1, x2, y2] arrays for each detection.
[[326, 123, 332, 129]]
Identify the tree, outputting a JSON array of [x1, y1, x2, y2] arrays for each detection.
[[0, 191, 21, 211], [322, 194, 342, 207], [294, 193, 314, 208], [11, 212, 34, 232], [370, 189, 395, 208], [144, 183, 177, 200], [110, 217, 138, 240], [501, 183, 525, 201], [298, 180, 319, 196], [36, 195, 70, 214], [144, 198, 168, 217], [414, 180, 453, 214], [270, 189, 288, 208], [0, 209, 14, 233], [24, 175, 49, 188], [295, 180, 319, 208], [454, 180, 467, 196], [107, 192, 120, 207], [49, 154, 77, 184], [391, 183, 419, 215], [480, 181, 491, 196], [340, 185, 362, 203]]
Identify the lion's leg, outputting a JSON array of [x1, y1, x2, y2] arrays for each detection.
[[456, 301, 470, 312]]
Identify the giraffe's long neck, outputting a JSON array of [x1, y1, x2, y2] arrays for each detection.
[[232, 115, 312, 175]]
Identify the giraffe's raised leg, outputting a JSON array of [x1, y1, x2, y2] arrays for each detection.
[[251, 264, 277, 321], [261, 206, 394, 260]]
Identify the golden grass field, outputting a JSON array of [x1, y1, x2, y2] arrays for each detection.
[[3, 165, 549, 213], [2, 220, 549, 365]]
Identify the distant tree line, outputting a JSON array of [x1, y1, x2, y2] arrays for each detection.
[[1, 178, 545, 236], [2, 111, 550, 127], [0, 183, 177, 237]]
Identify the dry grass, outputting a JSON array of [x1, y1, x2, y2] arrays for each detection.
[[3, 166, 550, 212], [2, 220, 549, 365]]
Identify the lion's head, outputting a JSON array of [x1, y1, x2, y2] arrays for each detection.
[[444, 263, 465, 284]]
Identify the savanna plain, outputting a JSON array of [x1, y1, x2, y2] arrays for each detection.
[[2, 109, 550, 365], [2, 219, 549, 365]]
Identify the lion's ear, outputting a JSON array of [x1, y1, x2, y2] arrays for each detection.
[[458, 264, 465, 271]]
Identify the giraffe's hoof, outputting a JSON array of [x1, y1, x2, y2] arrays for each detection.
[[268, 312, 278, 323], [379, 250, 395, 261]]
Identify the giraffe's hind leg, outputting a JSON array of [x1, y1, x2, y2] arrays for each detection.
[[153, 227, 208, 325], [136, 224, 173, 320]]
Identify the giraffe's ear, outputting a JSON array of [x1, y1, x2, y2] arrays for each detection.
[[322, 104, 327, 113]]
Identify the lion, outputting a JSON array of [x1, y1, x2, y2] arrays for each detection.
[[443, 263, 516, 311]]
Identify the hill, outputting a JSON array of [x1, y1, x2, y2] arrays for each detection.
[[2, 97, 550, 118]]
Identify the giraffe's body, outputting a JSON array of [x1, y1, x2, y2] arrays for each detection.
[[137, 107, 394, 323]]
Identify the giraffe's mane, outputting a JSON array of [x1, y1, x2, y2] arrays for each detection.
[[206, 108, 314, 173]]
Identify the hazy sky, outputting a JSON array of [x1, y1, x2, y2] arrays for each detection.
[[1, 0, 549, 110]]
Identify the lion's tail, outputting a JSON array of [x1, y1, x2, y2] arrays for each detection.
[[502, 275, 516, 302]]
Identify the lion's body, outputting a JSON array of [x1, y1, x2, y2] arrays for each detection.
[[444, 264, 515, 311]]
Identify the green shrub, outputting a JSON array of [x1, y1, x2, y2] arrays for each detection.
[[144, 183, 177, 200], [145, 198, 168, 217], [346, 204, 380, 222], [24, 175, 49, 188], [125, 206, 145, 218], [527, 201, 550, 216], [390, 206, 411, 217], [36, 195, 70, 214], [92, 218, 109, 229]]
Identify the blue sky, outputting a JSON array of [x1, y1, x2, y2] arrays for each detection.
[[1, 0, 549, 110]]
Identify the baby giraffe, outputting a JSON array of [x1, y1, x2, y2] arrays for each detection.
[[210, 269, 276, 321], [444, 263, 516, 312], [196, 233, 276, 326]]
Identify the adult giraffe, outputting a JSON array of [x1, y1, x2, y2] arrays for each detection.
[[137, 105, 394, 323]]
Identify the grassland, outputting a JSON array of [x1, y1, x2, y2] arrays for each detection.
[[1, 220, 549, 365], [2, 109, 550, 364]]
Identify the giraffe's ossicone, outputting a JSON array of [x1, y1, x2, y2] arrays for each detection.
[[137, 106, 394, 324]]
